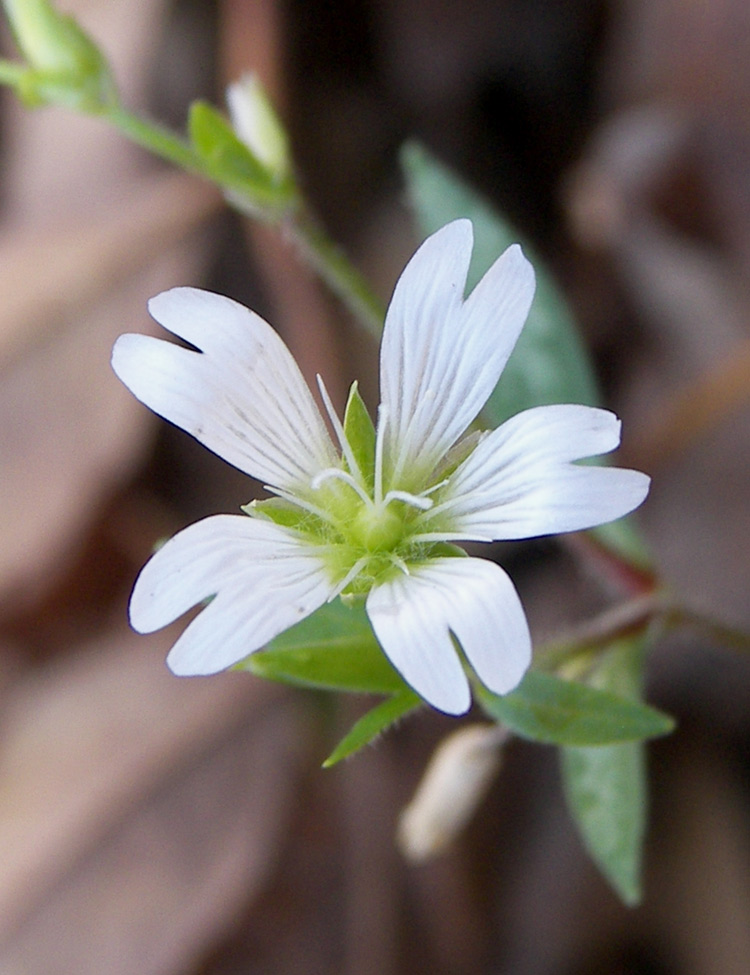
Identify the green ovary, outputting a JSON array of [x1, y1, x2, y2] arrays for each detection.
[[319, 497, 419, 595], [348, 504, 403, 552], [307, 471, 450, 595]]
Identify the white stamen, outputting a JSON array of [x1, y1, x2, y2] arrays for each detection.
[[312, 467, 372, 506], [328, 555, 369, 599], [408, 531, 462, 544], [316, 375, 365, 486], [383, 489, 433, 511], [422, 478, 449, 497], [388, 553, 411, 576]]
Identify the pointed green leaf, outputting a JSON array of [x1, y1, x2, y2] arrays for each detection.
[[3, 0, 116, 110], [323, 690, 421, 767], [477, 670, 674, 746], [401, 142, 600, 426], [562, 740, 645, 905], [342, 381, 376, 490], [561, 639, 652, 905], [240, 598, 409, 695]]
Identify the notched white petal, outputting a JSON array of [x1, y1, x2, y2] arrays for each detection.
[[113, 287, 336, 491], [436, 404, 650, 540], [366, 557, 531, 714], [379, 221, 536, 484], [129, 515, 335, 674]]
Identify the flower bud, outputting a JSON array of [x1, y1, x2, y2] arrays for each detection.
[[3, 0, 116, 110], [226, 73, 291, 183], [397, 724, 506, 861]]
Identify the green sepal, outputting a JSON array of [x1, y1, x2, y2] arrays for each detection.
[[561, 638, 651, 905], [323, 690, 421, 767], [342, 381, 376, 490], [189, 100, 267, 182], [401, 142, 600, 426], [477, 670, 674, 746], [188, 100, 294, 209], [242, 497, 327, 538], [240, 598, 410, 695]]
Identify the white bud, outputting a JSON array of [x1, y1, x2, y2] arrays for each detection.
[[397, 724, 506, 861], [226, 73, 290, 181]]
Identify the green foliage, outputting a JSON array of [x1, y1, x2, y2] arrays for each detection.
[[244, 599, 420, 765], [561, 639, 653, 905], [323, 690, 421, 767], [189, 100, 268, 184], [477, 670, 673, 746], [188, 101, 295, 211], [2, 0, 116, 110], [241, 598, 409, 695], [401, 142, 600, 426]]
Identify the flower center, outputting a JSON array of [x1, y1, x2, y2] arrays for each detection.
[[349, 503, 403, 552]]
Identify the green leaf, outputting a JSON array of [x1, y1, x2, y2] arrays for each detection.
[[240, 598, 409, 695], [562, 739, 645, 905], [323, 690, 421, 767], [401, 142, 600, 426], [343, 381, 376, 490], [477, 670, 674, 746], [561, 639, 654, 905]]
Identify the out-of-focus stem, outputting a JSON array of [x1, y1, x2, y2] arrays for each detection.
[[0, 57, 28, 85], [105, 104, 204, 176], [538, 591, 750, 673], [288, 207, 385, 338], [106, 106, 385, 338]]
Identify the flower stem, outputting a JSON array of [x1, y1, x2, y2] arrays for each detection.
[[104, 104, 205, 176], [288, 207, 386, 338], [537, 591, 750, 672], [107, 105, 386, 337]]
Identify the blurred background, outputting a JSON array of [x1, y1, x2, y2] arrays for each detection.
[[0, 0, 749, 972]]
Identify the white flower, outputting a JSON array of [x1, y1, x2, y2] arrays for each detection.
[[111, 220, 650, 715]]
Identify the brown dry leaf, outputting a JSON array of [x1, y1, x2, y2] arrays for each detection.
[[0, 171, 220, 370], [0, 0, 221, 611], [563, 0, 750, 630], [0, 174, 217, 614], [0, 625, 305, 975], [565, 0, 750, 465]]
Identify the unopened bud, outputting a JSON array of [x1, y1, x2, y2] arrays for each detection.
[[3, 0, 116, 109], [226, 73, 290, 182], [398, 724, 506, 861]]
